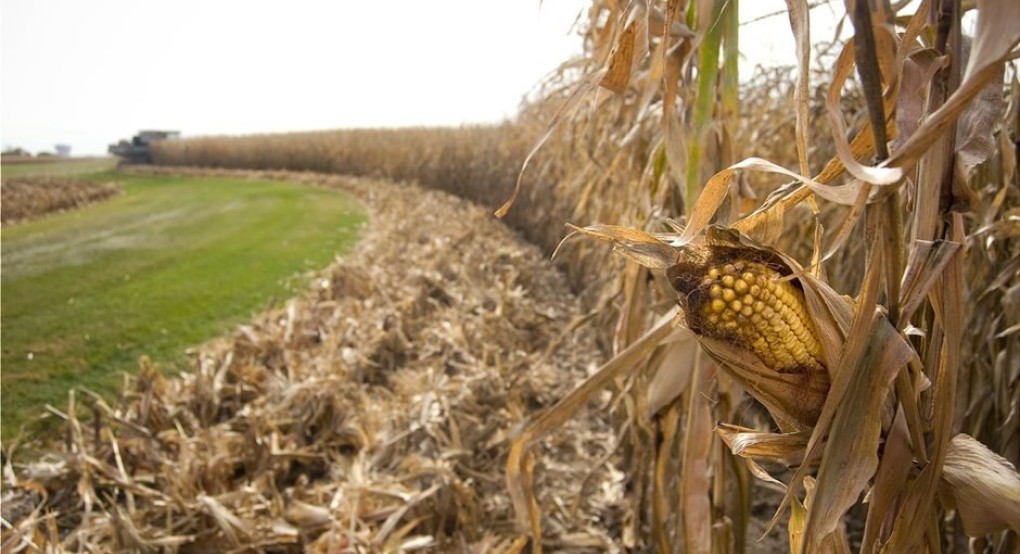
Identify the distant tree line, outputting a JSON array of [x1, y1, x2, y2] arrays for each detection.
[[2, 147, 59, 158]]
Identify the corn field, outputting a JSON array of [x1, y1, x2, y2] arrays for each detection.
[[5, 0, 1018, 552]]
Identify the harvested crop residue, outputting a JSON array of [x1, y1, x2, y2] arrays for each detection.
[[3, 168, 626, 552], [1, 176, 121, 224]]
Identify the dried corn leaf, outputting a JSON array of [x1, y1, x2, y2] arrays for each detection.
[[940, 433, 1020, 536], [646, 326, 699, 415], [825, 37, 903, 186], [567, 223, 679, 269], [507, 309, 676, 548], [716, 423, 810, 468], [888, 0, 1020, 171], [697, 335, 828, 433], [601, 5, 648, 94], [895, 49, 940, 152], [898, 238, 963, 325], [496, 67, 608, 218], [676, 158, 827, 249], [784, 0, 812, 176], [954, 62, 1007, 182], [803, 312, 913, 551]]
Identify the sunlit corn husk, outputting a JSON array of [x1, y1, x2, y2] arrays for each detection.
[[939, 433, 1020, 536]]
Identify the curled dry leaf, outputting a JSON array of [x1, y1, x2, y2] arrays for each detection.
[[784, 0, 812, 176], [826, 36, 903, 186], [939, 433, 1020, 536], [716, 423, 811, 468], [953, 59, 1006, 192], [284, 499, 332, 531], [888, 0, 1020, 172], [600, 4, 648, 94]]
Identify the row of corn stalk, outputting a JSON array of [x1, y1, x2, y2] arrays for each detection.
[[151, 125, 593, 275], [500, 0, 1018, 552]]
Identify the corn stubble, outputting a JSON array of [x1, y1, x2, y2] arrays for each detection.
[[0, 176, 121, 224]]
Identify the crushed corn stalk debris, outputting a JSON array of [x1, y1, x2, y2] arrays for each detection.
[[1, 167, 628, 552]]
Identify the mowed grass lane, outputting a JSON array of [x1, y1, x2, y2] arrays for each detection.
[[1, 173, 366, 439]]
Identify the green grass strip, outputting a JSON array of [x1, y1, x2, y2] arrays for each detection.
[[1, 172, 366, 440]]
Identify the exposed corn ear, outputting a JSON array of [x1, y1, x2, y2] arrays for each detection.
[[667, 245, 825, 375], [570, 223, 838, 431]]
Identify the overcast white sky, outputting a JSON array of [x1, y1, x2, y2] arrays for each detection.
[[2, 1, 846, 156]]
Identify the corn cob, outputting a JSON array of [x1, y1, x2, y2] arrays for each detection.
[[667, 245, 825, 374]]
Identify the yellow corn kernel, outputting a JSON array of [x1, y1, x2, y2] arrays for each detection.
[[681, 258, 824, 373]]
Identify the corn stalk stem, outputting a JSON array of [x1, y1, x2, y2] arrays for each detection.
[[686, 0, 728, 214], [851, 0, 890, 161]]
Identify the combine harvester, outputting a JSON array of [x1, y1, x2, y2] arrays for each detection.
[[108, 130, 179, 164]]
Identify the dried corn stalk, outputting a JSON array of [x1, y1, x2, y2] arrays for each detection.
[[503, 0, 1019, 552], [1, 176, 121, 224]]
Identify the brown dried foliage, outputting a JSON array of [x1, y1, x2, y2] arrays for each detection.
[[1, 177, 121, 224]]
